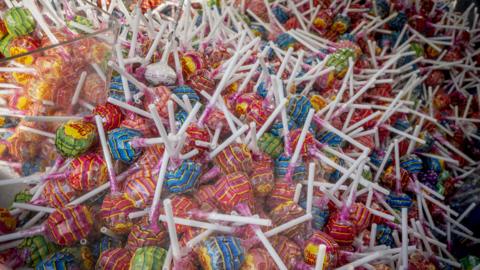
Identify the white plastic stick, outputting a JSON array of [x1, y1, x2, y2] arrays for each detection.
[[306, 163, 315, 214], [401, 208, 408, 269], [149, 153, 169, 226], [209, 125, 249, 158], [164, 199, 181, 260], [315, 244, 327, 270], [95, 115, 118, 193]]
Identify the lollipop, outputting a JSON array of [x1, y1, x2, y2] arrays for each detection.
[[129, 246, 167, 270], [3, 7, 36, 37], [0, 207, 16, 233], [124, 167, 157, 208], [303, 230, 340, 268], [55, 120, 96, 157], [42, 178, 77, 207], [35, 251, 78, 270], [93, 103, 124, 131], [96, 248, 132, 270], [126, 219, 168, 251], [100, 194, 137, 234], [165, 160, 202, 194], [19, 235, 58, 267], [197, 236, 245, 270], [67, 152, 108, 192], [107, 127, 143, 163], [213, 143, 253, 175], [241, 247, 276, 270], [0, 205, 93, 246], [213, 172, 254, 212]]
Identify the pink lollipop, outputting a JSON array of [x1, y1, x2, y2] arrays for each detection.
[[143, 86, 175, 119], [193, 184, 218, 211], [67, 152, 107, 192]]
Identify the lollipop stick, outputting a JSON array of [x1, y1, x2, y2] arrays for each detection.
[[95, 115, 118, 194], [149, 153, 169, 228], [315, 244, 327, 270], [164, 199, 181, 260], [0, 225, 44, 243], [24, 0, 59, 44]]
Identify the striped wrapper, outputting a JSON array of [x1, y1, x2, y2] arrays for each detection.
[[93, 104, 124, 131], [197, 236, 245, 270], [19, 235, 58, 267], [107, 127, 143, 164], [274, 154, 307, 181], [214, 172, 254, 212], [55, 121, 96, 158], [186, 69, 216, 95], [288, 129, 315, 157], [192, 184, 218, 212], [287, 95, 312, 126], [271, 235, 302, 270], [0, 207, 16, 233], [386, 192, 413, 209], [137, 145, 164, 169], [325, 213, 356, 247], [100, 195, 137, 234], [96, 248, 132, 270], [45, 205, 93, 246], [126, 221, 168, 251], [4, 7, 35, 37], [214, 144, 253, 175], [266, 181, 296, 210], [68, 152, 107, 192], [165, 160, 202, 194], [162, 195, 198, 233], [173, 85, 200, 104], [303, 231, 339, 267], [144, 86, 173, 119], [124, 168, 156, 208], [34, 251, 77, 270], [349, 203, 372, 232], [129, 246, 167, 270], [258, 133, 283, 159], [183, 124, 211, 159], [242, 248, 276, 270], [42, 179, 77, 208], [250, 162, 274, 197], [270, 201, 306, 239]]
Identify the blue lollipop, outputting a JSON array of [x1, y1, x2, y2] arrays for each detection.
[[165, 160, 202, 194], [107, 127, 143, 163]]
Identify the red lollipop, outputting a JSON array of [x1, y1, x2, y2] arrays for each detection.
[[266, 181, 296, 210], [100, 194, 137, 234], [96, 248, 132, 270], [193, 184, 218, 211], [126, 218, 168, 251], [186, 69, 216, 95], [271, 235, 303, 270], [213, 143, 253, 175], [269, 201, 306, 240], [42, 178, 77, 208], [161, 195, 198, 233], [250, 154, 274, 197], [213, 172, 254, 212], [0, 205, 93, 246], [303, 230, 340, 268], [93, 103, 124, 131], [349, 202, 372, 233], [137, 144, 165, 169], [325, 211, 356, 247], [67, 152, 107, 192], [182, 123, 211, 159]]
